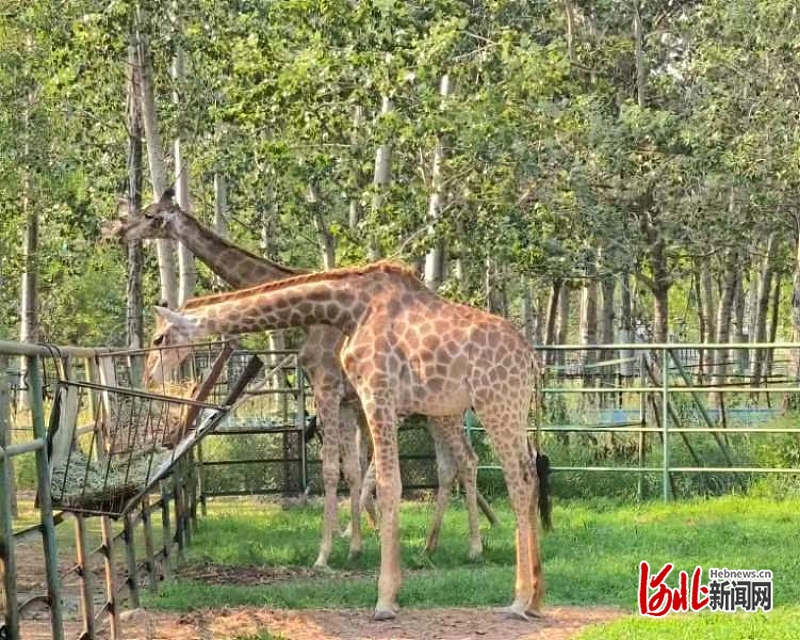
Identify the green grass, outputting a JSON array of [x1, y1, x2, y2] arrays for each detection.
[[142, 495, 800, 637]]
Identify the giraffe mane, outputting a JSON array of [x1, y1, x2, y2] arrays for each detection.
[[180, 260, 420, 310]]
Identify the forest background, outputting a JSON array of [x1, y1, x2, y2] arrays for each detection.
[[2, 0, 800, 385]]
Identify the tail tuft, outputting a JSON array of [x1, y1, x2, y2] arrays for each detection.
[[536, 451, 553, 531]]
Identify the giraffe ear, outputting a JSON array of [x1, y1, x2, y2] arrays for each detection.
[[153, 305, 202, 338]]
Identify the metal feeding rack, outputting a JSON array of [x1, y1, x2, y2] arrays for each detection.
[[44, 352, 264, 518]]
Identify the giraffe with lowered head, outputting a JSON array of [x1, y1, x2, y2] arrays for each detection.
[[104, 189, 491, 565], [147, 261, 552, 621]]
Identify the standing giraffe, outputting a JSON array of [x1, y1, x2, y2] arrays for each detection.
[[104, 189, 491, 564], [147, 261, 551, 621]]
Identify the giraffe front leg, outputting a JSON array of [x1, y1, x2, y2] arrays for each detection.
[[339, 402, 363, 560], [314, 396, 341, 569]]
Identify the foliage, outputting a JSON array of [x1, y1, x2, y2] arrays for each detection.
[[2, 0, 800, 343]]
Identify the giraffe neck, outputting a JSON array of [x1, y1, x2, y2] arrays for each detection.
[[168, 211, 303, 288], [181, 276, 366, 337]]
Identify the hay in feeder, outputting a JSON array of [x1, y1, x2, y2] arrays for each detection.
[[51, 446, 172, 513]]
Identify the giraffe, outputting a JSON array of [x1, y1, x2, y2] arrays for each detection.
[[146, 261, 551, 621], [103, 189, 490, 563]]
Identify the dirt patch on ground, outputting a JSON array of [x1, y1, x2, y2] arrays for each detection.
[[86, 604, 625, 640]]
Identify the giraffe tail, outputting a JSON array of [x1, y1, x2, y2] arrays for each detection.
[[535, 450, 553, 531]]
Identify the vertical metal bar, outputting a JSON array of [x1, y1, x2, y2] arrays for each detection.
[[100, 515, 120, 640], [182, 458, 193, 546], [74, 515, 96, 640], [1, 354, 17, 518], [662, 349, 671, 501], [297, 361, 307, 492], [0, 355, 20, 640], [196, 440, 207, 517], [160, 482, 172, 580], [141, 495, 158, 592], [123, 513, 140, 607], [173, 472, 185, 564], [637, 352, 646, 501], [29, 355, 65, 640]]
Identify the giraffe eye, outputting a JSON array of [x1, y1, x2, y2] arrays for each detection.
[[153, 334, 165, 346]]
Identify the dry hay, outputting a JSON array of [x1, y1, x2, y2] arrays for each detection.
[[51, 446, 171, 514]]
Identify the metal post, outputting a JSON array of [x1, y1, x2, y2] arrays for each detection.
[[196, 440, 207, 517], [74, 515, 96, 640], [29, 355, 65, 640], [123, 513, 140, 607], [0, 355, 20, 640], [141, 495, 158, 592], [662, 349, 671, 501], [160, 482, 172, 580], [101, 515, 120, 640], [297, 361, 307, 492], [637, 352, 646, 501]]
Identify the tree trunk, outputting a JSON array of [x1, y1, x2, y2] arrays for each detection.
[[369, 94, 392, 261], [555, 284, 571, 373], [731, 269, 746, 374], [136, 7, 178, 308], [711, 248, 740, 407], [126, 33, 144, 348], [579, 271, 598, 388], [790, 226, 800, 382], [308, 183, 336, 269], [18, 64, 36, 408], [424, 74, 451, 290], [172, 7, 196, 306], [521, 281, 540, 344], [633, 1, 646, 109], [618, 271, 634, 376], [349, 105, 364, 230], [751, 234, 777, 387], [700, 262, 716, 378], [544, 279, 562, 365], [485, 256, 506, 316], [765, 271, 781, 380], [563, 0, 576, 61], [213, 173, 228, 238]]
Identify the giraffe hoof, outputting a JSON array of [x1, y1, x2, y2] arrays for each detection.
[[348, 547, 362, 561], [373, 607, 397, 621], [468, 546, 483, 561], [312, 558, 332, 571], [525, 608, 545, 619], [495, 604, 534, 621]]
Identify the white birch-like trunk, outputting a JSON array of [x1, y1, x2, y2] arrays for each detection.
[[126, 33, 145, 349], [172, 7, 196, 306], [136, 6, 178, 307], [424, 74, 451, 290], [369, 94, 392, 261]]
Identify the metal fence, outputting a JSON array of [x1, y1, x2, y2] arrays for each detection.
[[468, 342, 800, 502]]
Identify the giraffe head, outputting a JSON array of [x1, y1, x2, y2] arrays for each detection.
[[102, 188, 182, 242], [143, 305, 204, 388]]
